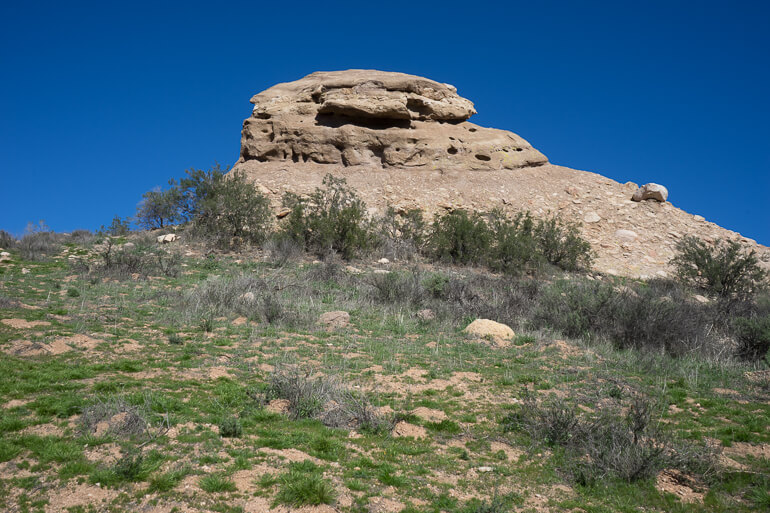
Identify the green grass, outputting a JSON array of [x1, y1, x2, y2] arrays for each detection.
[[199, 473, 236, 493], [275, 464, 336, 507]]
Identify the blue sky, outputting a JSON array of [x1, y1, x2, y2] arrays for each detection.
[[1, 0, 768, 244]]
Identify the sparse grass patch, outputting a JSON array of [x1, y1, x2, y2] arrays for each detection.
[[199, 473, 236, 493]]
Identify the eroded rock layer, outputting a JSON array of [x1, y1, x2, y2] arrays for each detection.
[[237, 70, 548, 170]]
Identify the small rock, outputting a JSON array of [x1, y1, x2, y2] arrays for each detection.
[[22, 268, 30, 274], [156, 233, 177, 244], [318, 310, 350, 330], [615, 229, 638, 242], [693, 294, 710, 304], [477, 466, 494, 473], [584, 212, 601, 223], [463, 319, 515, 346], [377, 257, 390, 264], [373, 269, 390, 275], [631, 183, 668, 202], [276, 208, 292, 219], [122, 242, 135, 250], [693, 215, 705, 222], [345, 266, 363, 274]]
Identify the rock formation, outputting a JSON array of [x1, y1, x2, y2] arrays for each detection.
[[632, 183, 669, 202], [237, 70, 547, 171], [232, 70, 769, 279]]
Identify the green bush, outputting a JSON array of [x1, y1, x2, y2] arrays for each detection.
[[534, 214, 593, 271], [487, 210, 542, 274], [428, 209, 492, 265], [734, 315, 770, 361], [282, 174, 373, 260], [191, 170, 272, 249], [533, 278, 715, 355], [671, 236, 766, 299]]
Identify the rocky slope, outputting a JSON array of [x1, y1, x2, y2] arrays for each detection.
[[233, 70, 769, 278]]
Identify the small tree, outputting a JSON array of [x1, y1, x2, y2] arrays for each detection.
[[102, 215, 130, 236], [671, 236, 766, 299], [135, 183, 182, 229], [193, 170, 272, 248]]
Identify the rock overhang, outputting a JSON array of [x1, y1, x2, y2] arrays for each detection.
[[237, 69, 548, 170]]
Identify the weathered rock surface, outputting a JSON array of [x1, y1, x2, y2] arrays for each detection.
[[232, 71, 770, 280], [632, 183, 669, 202], [237, 70, 547, 171]]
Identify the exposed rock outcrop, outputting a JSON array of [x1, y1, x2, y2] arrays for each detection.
[[232, 70, 770, 279], [632, 183, 669, 202], [237, 70, 547, 171]]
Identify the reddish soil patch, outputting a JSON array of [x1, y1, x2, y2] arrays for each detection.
[[1, 318, 51, 329]]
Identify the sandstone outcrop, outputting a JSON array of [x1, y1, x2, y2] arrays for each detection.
[[237, 70, 547, 171], [632, 183, 669, 202], [232, 71, 770, 279]]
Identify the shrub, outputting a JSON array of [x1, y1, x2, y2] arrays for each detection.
[[183, 273, 294, 325], [0, 229, 15, 249], [428, 209, 492, 265], [671, 236, 766, 299], [734, 315, 770, 361], [266, 366, 389, 431], [136, 184, 183, 229], [17, 221, 64, 261], [113, 450, 144, 481], [503, 393, 713, 485], [282, 174, 373, 259], [533, 278, 715, 355], [487, 210, 542, 274], [79, 396, 149, 440], [191, 170, 272, 249], [369, 270, 427, 306], [102, 215, 130, 236], [264, 235, 304, 266], [374, 206, 428, 260], [218, 416, 242, 438], [84, 238, 181, 279], [534, 214, 593, 271]]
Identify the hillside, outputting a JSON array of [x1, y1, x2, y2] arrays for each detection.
[[0, 231, 768, 512], [0, 70, 768, 513], [232, 70, 769, 279]]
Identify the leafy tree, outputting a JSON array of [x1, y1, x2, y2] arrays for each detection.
[[192, 170, 272, 248], [135, 183, 183, 229]]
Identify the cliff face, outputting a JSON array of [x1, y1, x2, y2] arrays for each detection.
[[237, 70, 547, 171]]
